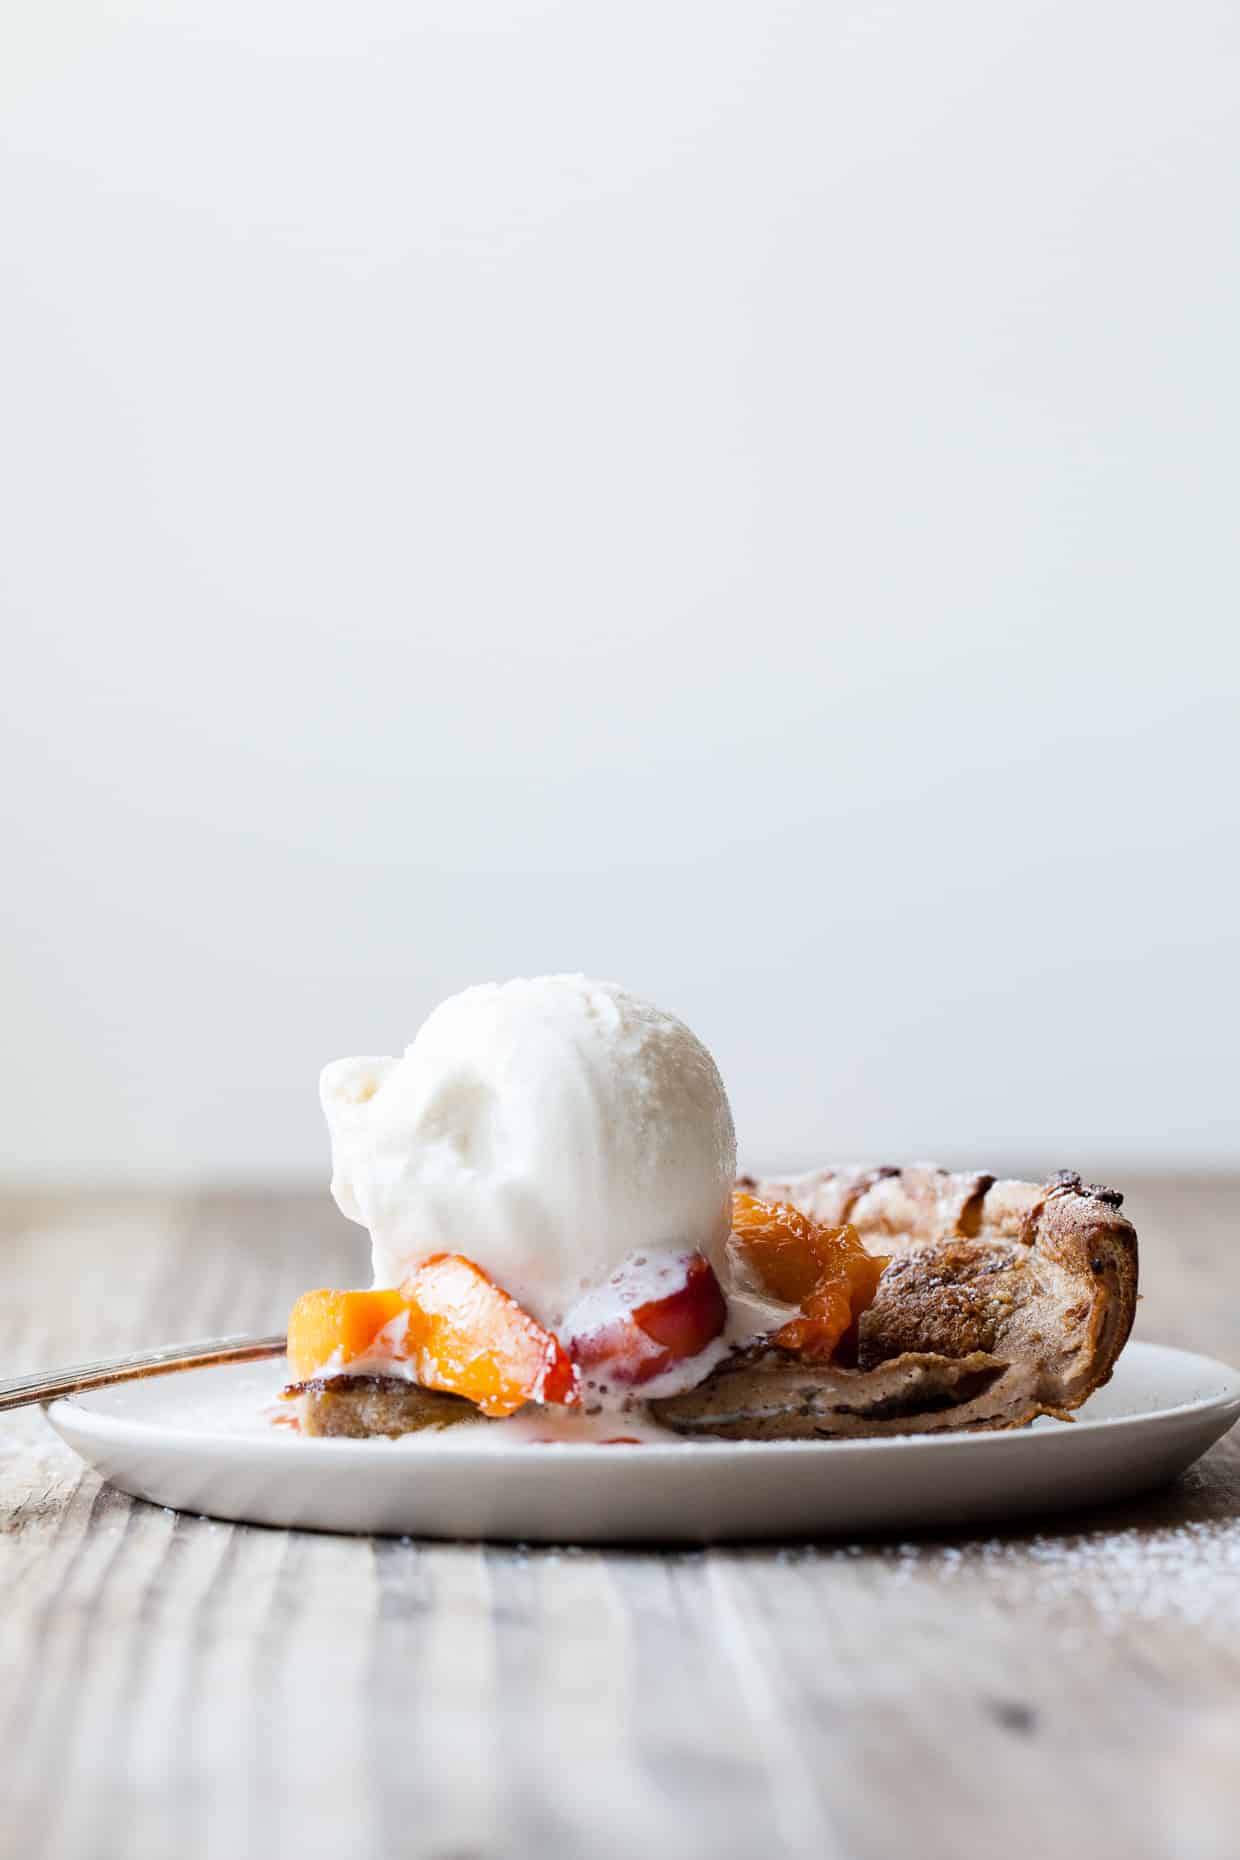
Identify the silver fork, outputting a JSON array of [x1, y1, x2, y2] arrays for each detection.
[[0, 1334, 288, 1411]]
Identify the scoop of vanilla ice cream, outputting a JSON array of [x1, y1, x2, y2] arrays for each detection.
[[320, 975, 736, 1327]]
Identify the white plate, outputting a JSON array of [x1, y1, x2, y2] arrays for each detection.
[[45, 1341, 1240, 1543]]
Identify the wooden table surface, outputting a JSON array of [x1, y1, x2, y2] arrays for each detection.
[[3, 1178, 1240, 1860]]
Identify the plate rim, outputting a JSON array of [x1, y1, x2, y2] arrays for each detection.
[[45, 1339, 1240, 1462]]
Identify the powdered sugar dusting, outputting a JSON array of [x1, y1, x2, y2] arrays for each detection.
[[770, 1509, 1240, 1632]]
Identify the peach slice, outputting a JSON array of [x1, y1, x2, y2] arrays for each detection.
[[400, 1254, 579, 1418], [564, 1251, 727, 1386], [286, 1288, 408, 1381], [730, 1192, 888, 1362]]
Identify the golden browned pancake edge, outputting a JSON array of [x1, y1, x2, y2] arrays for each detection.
[[650, 1166, 1139, 1439]]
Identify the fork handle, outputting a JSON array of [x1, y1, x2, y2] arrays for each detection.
[[0, 1333, 288, 1412]]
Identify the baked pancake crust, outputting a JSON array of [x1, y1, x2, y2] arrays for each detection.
[[650, 1167, 1139, 1439], [290, 1375, 481, 1439]]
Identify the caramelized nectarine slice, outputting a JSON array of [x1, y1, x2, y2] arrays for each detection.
[[287, 1288, 408, 1381], [564, 1251, 727, 1386], [730, 1192, 888, 1362], [401, 1254, 579, 1418]]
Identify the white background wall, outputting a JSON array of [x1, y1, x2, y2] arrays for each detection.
[[3, 0, 1238, 1181]]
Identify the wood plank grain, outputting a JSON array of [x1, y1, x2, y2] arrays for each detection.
[[2, 1179, 1240, 1860]]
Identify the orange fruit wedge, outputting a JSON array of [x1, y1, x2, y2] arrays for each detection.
[[287, 1288, 407, 1381], [730, 1192, 888, 1362], [286, 1262, 579, 1419], [400, 1254, 579, 1418]]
